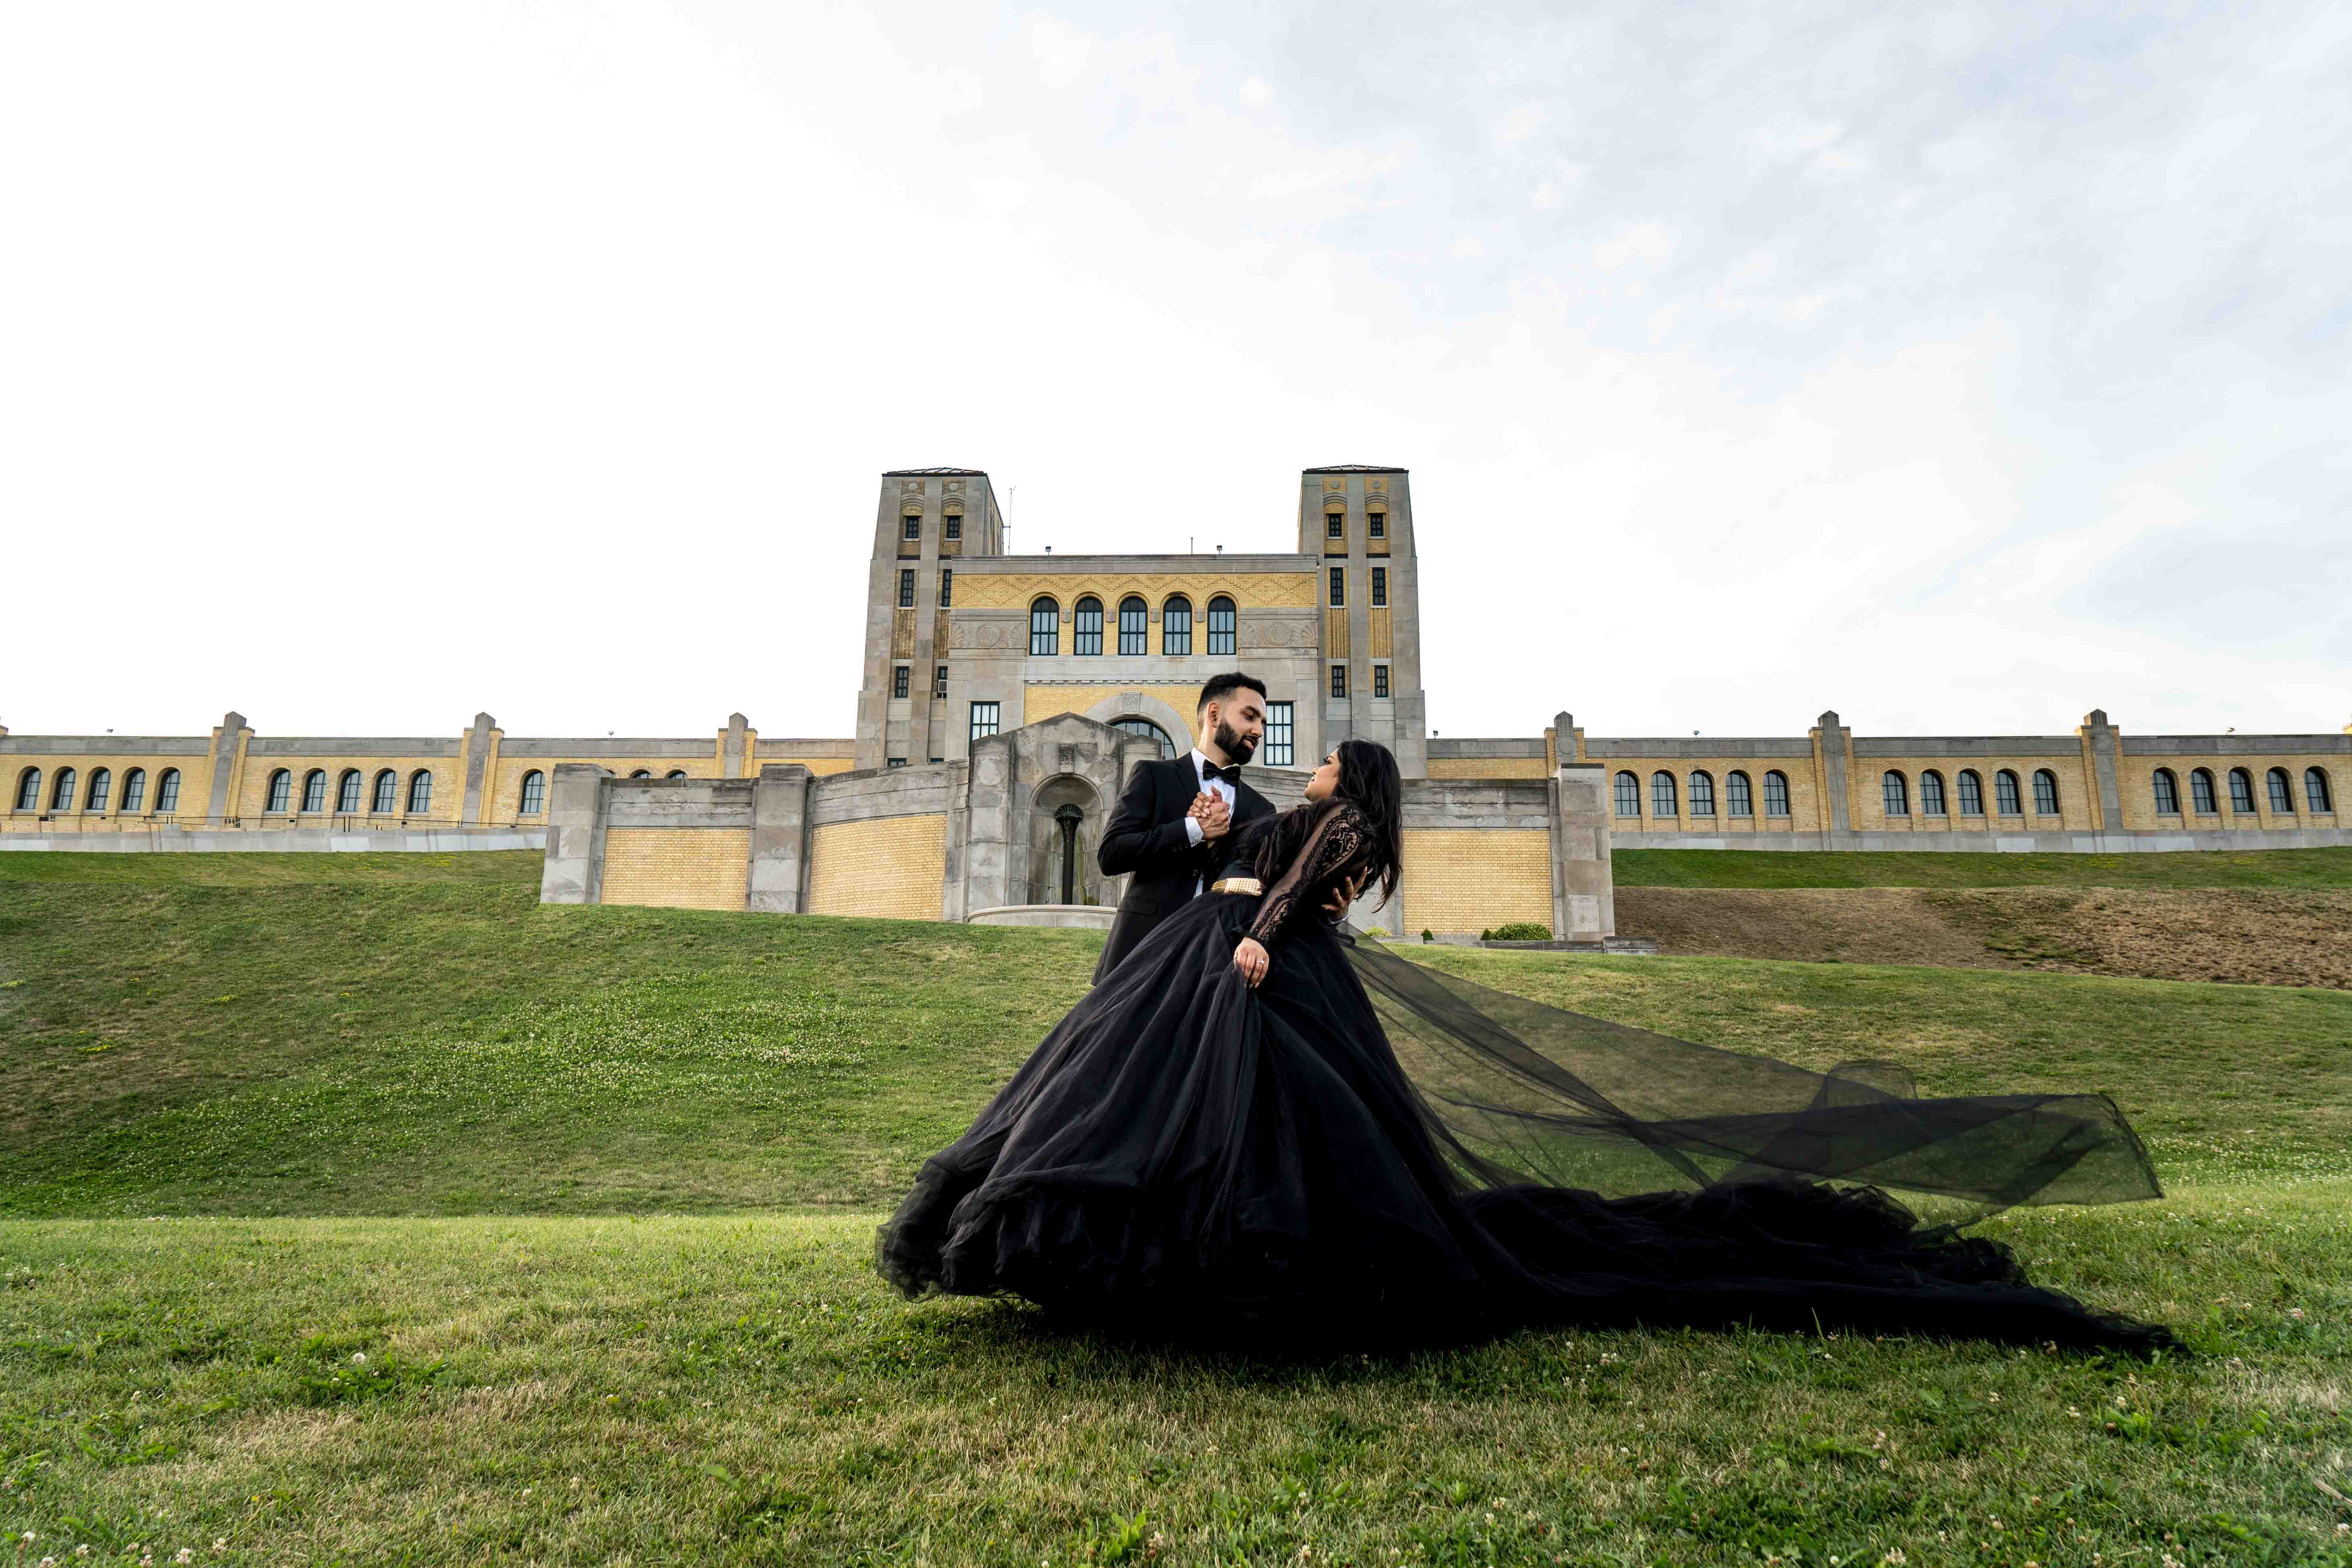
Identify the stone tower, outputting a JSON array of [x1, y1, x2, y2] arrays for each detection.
[[1298, 466, 1427, 778], [855, 469, 1005, 773]]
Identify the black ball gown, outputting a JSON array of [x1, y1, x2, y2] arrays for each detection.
[[878, 801, 2177, 1352]]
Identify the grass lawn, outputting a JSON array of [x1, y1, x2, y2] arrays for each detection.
[[3, 851, 2349, 1564], [1614, 846, 2352, 890]]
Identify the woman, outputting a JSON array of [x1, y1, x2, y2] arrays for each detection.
[[879, 740, 2174, 1352]]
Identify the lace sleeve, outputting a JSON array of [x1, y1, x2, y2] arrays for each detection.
[[1246, 805, 1369, 947]]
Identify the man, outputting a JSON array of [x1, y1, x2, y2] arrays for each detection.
[[1097, 672, 1345, 982]]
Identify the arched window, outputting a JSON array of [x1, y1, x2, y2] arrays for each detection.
[[2033, 769, 2060, 816], [371, 769, 398, 813], [1110, 717, 1177, 758], [1763, 770, 1790, 817], [335, 770, 360, 813], [1881, 771, 1909, 817], [156, 769, 181, 813], [629, 769, 653, 779], [1162, 596, 1192, 655], [1956, 769, 1984, 815], [11, 770, 38, 813], [86, 769, 112, 813], [2190, 768, 2218, 815], [666, 769, 689, 779], [1688, 771, 1716, 816], [2228, 767, 2256, 813], [301, 769, 327, 813], [1725, 771, 1753, 817], [518, 771, 546, 814], [121, 768, 147, 813], [2268, 767, 2295, 813], [1614, 771, 1640, 817], [2151, 769, 2180, 815], [1920, 770, 1946, 816], [1117, 595, 1147, 655], [1029, 597, 1060, 656], [2307, 768, 2334, 813], [1650, 771, 1678, 818], [264, 769, 293, 813], [51, 768, 79, 811], [1995, 769, 2023, 815], [1072, 596, 1103, 656], [1206, 596, 1237, 657], [407, 771, 434, 814]]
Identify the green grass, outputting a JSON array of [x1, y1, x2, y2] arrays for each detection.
[[1614, 846, 2352, 889], [0, 848, 547, 886], [3, 851, 2350, 1563]]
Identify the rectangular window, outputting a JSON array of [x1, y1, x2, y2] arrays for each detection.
[[902, 516, 921, 540], [1326, 513, 1344, 538], [892, 665, 910, 699], [933, 664, 949, 698], [1264, 702, 1294, 767], [887, 757, 907, 769], [1371, 567, 1387, 607], [938, 568, 953, 607], [897, 569, 915, 608], [1368, 511, 1385, 538], [969, 701, 1000, 741], [1373, 663, 1389, 698], [929, 757, 942, 765], [944, 515, 961, 540], [1329, 664, 1347, 699], [1328, 567, 1345, 607]]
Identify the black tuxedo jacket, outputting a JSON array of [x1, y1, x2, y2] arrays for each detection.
[[1093, 754, 1274, 981]]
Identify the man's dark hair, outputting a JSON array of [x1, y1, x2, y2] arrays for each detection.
[[1197, 672, 1268, 711]]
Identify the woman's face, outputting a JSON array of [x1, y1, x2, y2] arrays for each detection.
[[1305, 749, 1341, 801]]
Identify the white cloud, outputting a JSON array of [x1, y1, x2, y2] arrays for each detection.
[[1239, 74, 1272, 106], [1449, 236, 1485, 259], [1495, 104, 1545, 147], [1592, 223, 1673, 270]]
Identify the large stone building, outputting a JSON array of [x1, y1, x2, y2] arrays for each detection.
[[6, 463, 2350, 935]]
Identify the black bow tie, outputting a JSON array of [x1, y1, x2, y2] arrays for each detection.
[[1200, 761, 1241, 785]]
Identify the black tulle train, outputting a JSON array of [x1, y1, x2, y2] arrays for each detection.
[[877, 891, 2176, 1352]]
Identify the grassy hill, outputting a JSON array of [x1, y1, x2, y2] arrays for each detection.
[[1614, 844, 2352, 888], [2, 850, 2348, 1564]]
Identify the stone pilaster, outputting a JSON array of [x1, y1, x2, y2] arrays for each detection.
[[1552, 761, 1615, 939], [747, 763, 814, 913], [459, 712, 500, 824], [1813, 710, 1851, 836], [203, 711, 250, 825], [539, 764, 608, 904], [2081, 708, 2121, 832]]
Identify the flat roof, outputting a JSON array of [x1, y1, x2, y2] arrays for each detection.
[[1301, 464, 1407, 474], [883, 467, 989, 477]]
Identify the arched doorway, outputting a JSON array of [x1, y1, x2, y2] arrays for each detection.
[[1029, 774, 1103, 905], [1110, 717, 1177, 758]]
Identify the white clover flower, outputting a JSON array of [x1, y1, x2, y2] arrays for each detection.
[[351, 1352, 367, 1365]]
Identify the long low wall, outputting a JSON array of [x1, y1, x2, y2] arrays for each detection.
[[538, 713, 1619, 939], [1616, 826, 2352, 852], [0, 828, 546, 854]]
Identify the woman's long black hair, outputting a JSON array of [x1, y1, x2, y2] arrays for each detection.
[[1246, 738, 1404, 903]]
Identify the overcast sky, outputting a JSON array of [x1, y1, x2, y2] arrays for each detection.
[[4, 1, 2346, 744]]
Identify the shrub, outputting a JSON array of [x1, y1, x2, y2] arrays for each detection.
[[1485, 922, 1552, 942], [1420, 929, 1433, 943]]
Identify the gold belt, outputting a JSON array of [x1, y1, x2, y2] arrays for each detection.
[[1210, 876, 1262, 895]]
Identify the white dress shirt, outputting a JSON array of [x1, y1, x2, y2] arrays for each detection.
[[1183, 748, 1237, 893]]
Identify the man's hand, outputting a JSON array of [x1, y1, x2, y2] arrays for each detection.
[[1193, 792, 1232, 841], [1323, 869, 1368, 920]]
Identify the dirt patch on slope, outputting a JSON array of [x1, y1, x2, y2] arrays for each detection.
[[1616, 886, 2352, 990]]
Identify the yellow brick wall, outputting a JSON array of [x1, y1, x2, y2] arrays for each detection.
[[1369, 608, 1392, 658], [1022, 685, 1200, 745], [952, 571, 1317, 611], [808, 814, 946, 921], [1427, 758, 1551, 780], [599, 828, 751, 911], [1324, 607, 1350, 658], [2118, 753, 2344, 831], [1595, 759, 1818, 833], [1401, 829, 1552, 935], [2, 755, 209, 831]]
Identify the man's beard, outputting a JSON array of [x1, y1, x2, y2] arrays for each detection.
[[1214, 720, 1258, 765]]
